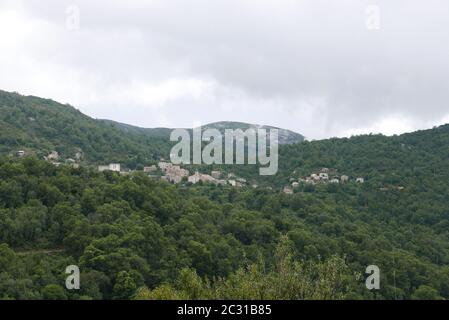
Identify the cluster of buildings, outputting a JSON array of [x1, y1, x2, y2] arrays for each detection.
[[157, 162, 246, 187], [15, 146, 83, 169], [41, 150, 81, 168], [187, 171, 225, 185], [284, 168, 365, 193], [17, 149, 379, 194], [14, 148, 85, 168], [44, 151, 60, 161], [158, 162, 190, 184], [96, 160, 248, 187]]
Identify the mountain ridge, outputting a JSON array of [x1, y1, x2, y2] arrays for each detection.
[[99, 119, 305, 144], [2, 89, 449, 186], [0, 89, 304, 167]]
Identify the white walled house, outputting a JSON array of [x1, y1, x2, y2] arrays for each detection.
[[158, 162, 172, 171], [109, 163, 121, 172], [319, 173, 329, 180], [283, 186, 293, 194], [98, 163, 121, 172], [188, 172, 201, 184], [45, 151, 59, 161]]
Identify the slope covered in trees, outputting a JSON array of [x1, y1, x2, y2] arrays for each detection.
[[0, 90, 303, 171], [225, 123, 449, 189], [0, 90, 172, 168], [1, 90, 449, 300], [0, 155, 448, 300]]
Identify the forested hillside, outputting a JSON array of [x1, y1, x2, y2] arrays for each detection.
[[228, 124, 449, 189], [0, 90, 303, 172], [0, 155, 448, 299], [0, 90, 172, 168], [1, 90, 449, 300]]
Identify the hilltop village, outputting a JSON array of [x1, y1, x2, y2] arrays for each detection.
[[16, 149, 251, 188], [282, 167, 364, 194], [15, 149, 369, 193], [98, 161, 250, 188]]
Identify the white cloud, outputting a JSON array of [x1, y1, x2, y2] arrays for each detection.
[[342, 116, 417, 137]]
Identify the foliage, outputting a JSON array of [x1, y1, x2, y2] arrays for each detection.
[[0, 155, 448, 300], [1, 90, 449, 300]]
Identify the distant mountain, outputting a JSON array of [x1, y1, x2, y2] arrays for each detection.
[[0, 90, 304, 168], [100, 120, 305, 145], [200, 121, 304, 145]]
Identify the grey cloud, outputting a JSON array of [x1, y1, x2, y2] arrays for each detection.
[[1, 0, 449, 138]]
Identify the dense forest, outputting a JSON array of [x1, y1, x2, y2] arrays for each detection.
[[0, 155, 448, 299], [1, 90, 449, 300]]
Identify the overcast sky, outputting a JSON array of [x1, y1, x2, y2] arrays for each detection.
[[1, 0, 448, 139]]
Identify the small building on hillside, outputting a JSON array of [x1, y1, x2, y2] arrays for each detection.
[[74, 150, 83, 161], [45, 151, 59, 161], [187, 172, 216, 184], [98, 163, 121, 172], [356, 177, 365, 183], [340, 175, 349, 183], [144, 165, 157, 173], [109, 163, 121, 172], [319, 173, 329, 180], [164, 165, 189, 184], [236, 178, 247, 184], [305, 177, 314, 184], [16, 150, 25, 157], [158, 162, 172, 171], [211, 171, 221, 179], [199, 173, 216, 184], [283, 186, 293, 194], [188, 172, 201, 184]]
